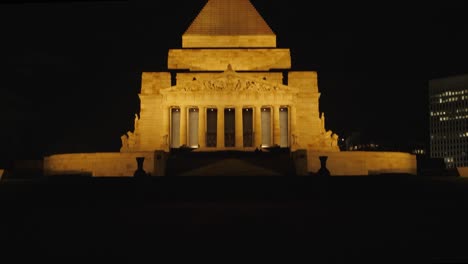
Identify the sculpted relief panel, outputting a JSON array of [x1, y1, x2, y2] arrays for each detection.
[[161, 68, 297, 95]]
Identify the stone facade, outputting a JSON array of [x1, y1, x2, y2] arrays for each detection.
[[121, 66, 340, 153], [120, 0, 340, 154], [43, 0, 417, 177]]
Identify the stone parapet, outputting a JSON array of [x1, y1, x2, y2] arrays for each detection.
[[44, 152, 167, 177], [307, 151, 418, 176]]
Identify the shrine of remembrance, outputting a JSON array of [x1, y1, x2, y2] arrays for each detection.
[[44, 0, 417, 176]]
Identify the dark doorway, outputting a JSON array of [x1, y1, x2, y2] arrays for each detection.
[[225, 108, 235, 147], [261, 107, 272, 147], [206, 108, 217, 147], [243, 108, 253, 147]]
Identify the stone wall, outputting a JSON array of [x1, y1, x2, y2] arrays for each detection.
[[307, 151, 417, 176], [459, 167, 468, 177], [136, 72, 172, 152], [0, 169, 4, 180], [141, 72, 171, 95], [137, 96, 165, 151], [43, 152, 165, 177], [182, 35, 276, 49], [288, 71, 338, 152], [168, 49, 291, 71]]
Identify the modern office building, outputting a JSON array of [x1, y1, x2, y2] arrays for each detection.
[[429, 74, 468, 169]]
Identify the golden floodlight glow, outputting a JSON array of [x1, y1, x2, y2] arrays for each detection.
[[43, 0, 418, 177], [183, 0, 276, 48]]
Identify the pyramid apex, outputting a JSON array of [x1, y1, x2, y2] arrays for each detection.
[[182, 0, 276, 48]]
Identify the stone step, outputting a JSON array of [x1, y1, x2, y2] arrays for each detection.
[[165, 150, 296, 176]]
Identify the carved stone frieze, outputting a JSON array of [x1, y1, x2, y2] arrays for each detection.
[[161, 67, 298, 95]]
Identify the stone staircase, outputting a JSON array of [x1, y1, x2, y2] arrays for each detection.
[[165, 149, 296, 176]]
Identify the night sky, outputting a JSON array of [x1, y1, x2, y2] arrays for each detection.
[[1, 0, 468, 165]]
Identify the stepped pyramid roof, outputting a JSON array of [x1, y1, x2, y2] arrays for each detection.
[[182, 0, 277, 48]]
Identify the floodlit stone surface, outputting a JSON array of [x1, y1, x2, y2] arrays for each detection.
[[168, 49, 291, 71], [0, 169, 4, 179], [176, 72, 285, 86], [459, 167, 468, 177], [130, 67, 340, 153], [44, 0, 417, 176], [44, 152, 167, 177], [307, 151, 418, 176], [183, 0, 276, 48]]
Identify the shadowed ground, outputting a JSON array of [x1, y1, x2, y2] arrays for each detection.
[[1, 175, 468, 262], [165, 150, 296, 176]]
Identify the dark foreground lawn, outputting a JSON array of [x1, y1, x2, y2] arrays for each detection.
[[1, 175, 468, 263]]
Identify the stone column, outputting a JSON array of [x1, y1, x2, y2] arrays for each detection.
[[290, 106, 298, 150], [198, 106, 206, 148], [217, 106, 224, 148], [180, 106, 187, 146], [255, 106, 262, 148], [162, 106, 170, 151], [273, 105, 281, 146], [235, 106, 243, 148]]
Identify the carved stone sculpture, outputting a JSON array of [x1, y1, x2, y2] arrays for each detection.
[[120, 134, 129, 152]]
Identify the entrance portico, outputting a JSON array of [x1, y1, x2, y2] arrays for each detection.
[[168, 102, 291, 151]]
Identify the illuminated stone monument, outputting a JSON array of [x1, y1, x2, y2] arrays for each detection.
[[121, 0, 339, 154], [44, 0, 417, 176]]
